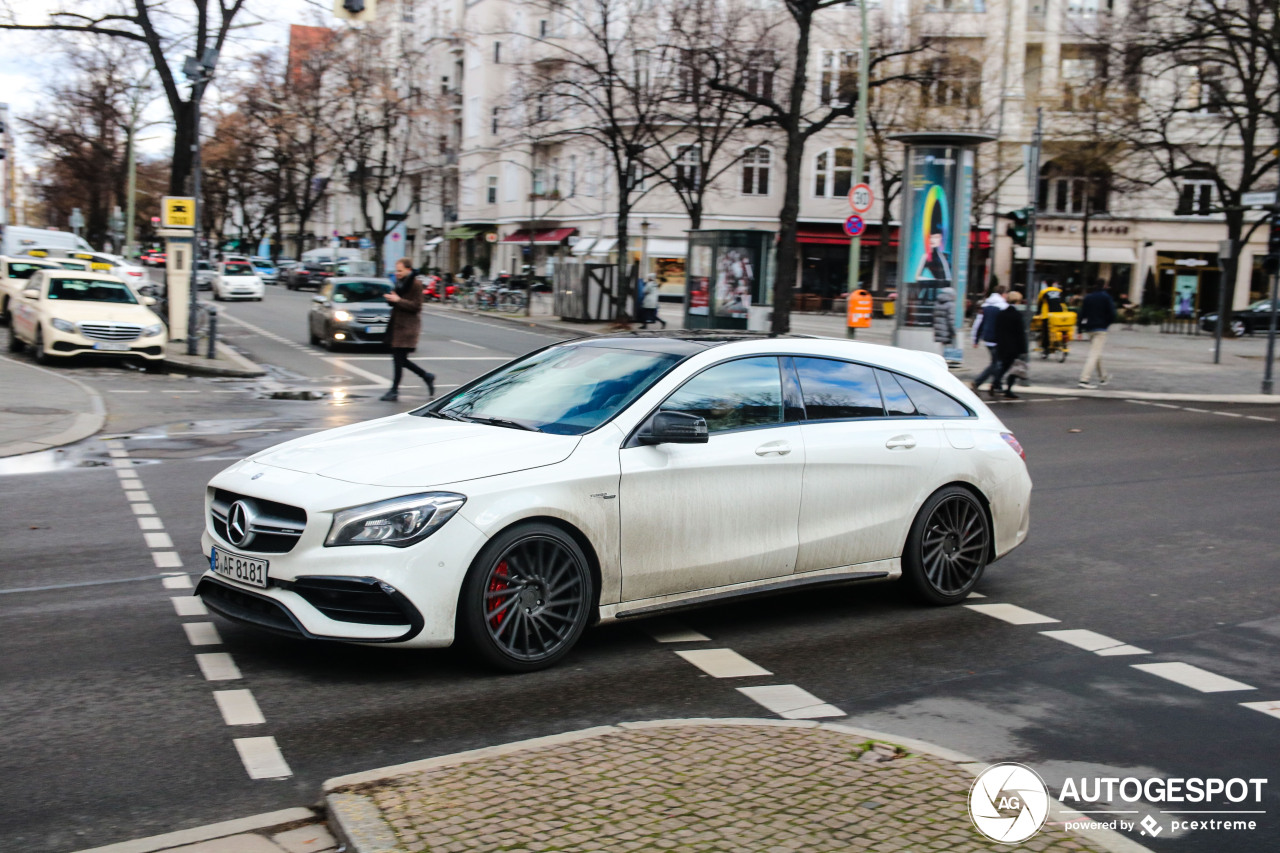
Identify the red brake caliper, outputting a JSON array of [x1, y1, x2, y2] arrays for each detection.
[[487, 561, 510, 629]]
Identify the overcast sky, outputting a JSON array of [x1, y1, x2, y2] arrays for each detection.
[[0, 0, 323, 162]]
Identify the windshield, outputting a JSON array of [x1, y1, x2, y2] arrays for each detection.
[[48, 278, 138, 304], [426, 345, 682, 435], [7, 263, 53, 279], [57, 261, 89, 270], [197, 261, 213, 271], [224, 262, 255, 276], [333, 281, 391, 303]]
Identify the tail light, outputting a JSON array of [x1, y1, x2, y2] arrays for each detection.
[[1000, 432, 1025, 460]]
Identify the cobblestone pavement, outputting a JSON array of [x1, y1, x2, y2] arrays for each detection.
[[351, 724, 1108, 853]]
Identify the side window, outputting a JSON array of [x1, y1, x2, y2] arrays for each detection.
[[895, 374, 971, 418], [660, 356, 783, 433], [875, 369, 919, 417], [793, 357, 884, 420]]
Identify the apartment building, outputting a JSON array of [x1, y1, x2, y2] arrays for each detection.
[[306, 0, 1269, 313]]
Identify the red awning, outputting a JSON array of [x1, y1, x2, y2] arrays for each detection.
[[502, 227, 577, 245], [796, 224, 991, 249]]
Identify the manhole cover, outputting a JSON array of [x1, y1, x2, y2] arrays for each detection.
[[3, 406, 71, 415]]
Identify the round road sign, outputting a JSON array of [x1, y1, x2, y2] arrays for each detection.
[[843, 215, 866, 238], [849, 183, 874, 213]]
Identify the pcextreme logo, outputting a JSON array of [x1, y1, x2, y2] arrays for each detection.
[[969, 763, 1051, 843]]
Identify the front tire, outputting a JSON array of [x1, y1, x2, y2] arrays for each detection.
[[33, 327, 53, 366], [901, 486, 991, 605], [8, 323, 24, 353], [458, 522, 594, 672]]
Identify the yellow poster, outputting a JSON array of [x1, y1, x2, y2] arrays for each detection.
[[162, 197, 196, 228]]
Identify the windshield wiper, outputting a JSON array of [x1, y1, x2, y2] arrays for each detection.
[[422, 410, 470, 422], [468, 416, 541, 432]]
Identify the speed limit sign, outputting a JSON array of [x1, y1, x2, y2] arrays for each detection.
[[849, 183, 874, 213]]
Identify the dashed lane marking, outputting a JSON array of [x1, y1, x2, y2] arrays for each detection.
[[647, 625, 711, 643], [1126, 399, 1276, 422], [737, 684, 845, 719], [1132, 662, 1256, 693], [448, 338, 490, 350], [124, 490, 150, 502], [153, 552, 184, 569], [144, 531, 174, 548], [966, 591, 986, 598], [120, 479, 144, 491], [1240, 700, 1280, 720], [1095, 644, 1151, 656], [964, 603, 1061, 625], [162, 574, 192, 589], [676, 648, 772, 679], [196, 652, 242, 681], [172, 596, 209, 617], [214, 689, 266, 726], [233, 736, 292, 780], [137, 517, 164, 531], [130, 503, 157, 515], [1040, 629, 1150, 656], [183, 622, 223, 646], [1212, 411, 1244, 418]]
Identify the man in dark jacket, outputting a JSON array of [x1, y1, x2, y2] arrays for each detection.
[[970, 285, 1008, 392], [381, 258, 435, 402], [994, 291, 1029, 399], [1077, 279, 1116, 389]]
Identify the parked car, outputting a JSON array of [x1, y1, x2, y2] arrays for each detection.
[[0, 255, 62, 324], [195, 333, 1032, 672], [284, 261, 334, 291], [0, 225, 93, 257], [212, 259, 265, 301], [307, 277, 392, 348], [194, 260, 216, 290], [7, 270, 167, 368], [1199, 300, 1276, 336], [142, 250, 167, 267], [250, 257, 279, 283]]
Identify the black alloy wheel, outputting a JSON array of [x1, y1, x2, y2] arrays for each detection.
[[902, 486, 991, 605], [459, 522, 593, 672]]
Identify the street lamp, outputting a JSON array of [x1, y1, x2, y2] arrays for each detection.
[[183, 48, 218, 356]]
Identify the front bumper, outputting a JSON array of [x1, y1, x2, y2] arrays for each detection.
[[46, 327, 166, 361], [331, 320, 388, 344]]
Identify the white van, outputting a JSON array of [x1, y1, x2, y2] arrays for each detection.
[[1, 225, 94, 258]]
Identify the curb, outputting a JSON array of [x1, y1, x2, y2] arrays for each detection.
[[0, 354, 106, 457], [67, 807, 319, 853], [163, 341, 266, 378], [322, 718, 1152, 853], [435, 304, 611, 339]]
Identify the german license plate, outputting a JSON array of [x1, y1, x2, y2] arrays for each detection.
[[366, 325, 385, 333], [210, 547, 268, 588], [93, 342, 131, 351]]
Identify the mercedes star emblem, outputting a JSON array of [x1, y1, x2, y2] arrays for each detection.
[[226, 500, 256, 548]]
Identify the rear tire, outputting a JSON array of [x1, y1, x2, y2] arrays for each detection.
[[458, 522, 594, 673], [901, 486, 991, 605]]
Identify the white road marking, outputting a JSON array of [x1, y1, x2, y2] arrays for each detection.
[[144, 532, 173, 548], [124, 490, 150, 502], [1183, 407, 1210, 413], [1132, 662, 1256, 693], [737, 684, 845, 719], [111, 459, 134, 469], [183, 622, 223, 646], [108, 449, 129, 458], [214, 689, 266, 726], [196, 652, 241, 681], [966, 592, 986, 599], [131, 503, 157, 515], [964, 603, 1061, 625], [172, 596, 208, 617], [120, 479, 143, 491], [322, 357, 388, 386], [448, 338, 489, 350], [647, 625, 711, 643], [233, 736, 292, 779], [162, 574, 193, 589], [137, 517, 164, 530], [1240, 700, 1280, 720], [1246, 415, 1275, 422], [675, 649, 772, 678], [167, 390, 201, 394], [1212, 411, 1243, 418], [1151, 403, 1181, 409], [104, 440, 125, 449], [1096, 644, 1151, 656], [1040, 629, 1130, 652], [108, 389, 149, 393], [153, 552, 184, 569], [116, 467, 135, 477]]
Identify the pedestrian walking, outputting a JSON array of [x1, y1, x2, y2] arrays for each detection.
[[381, 257, 436, 403], [1077, 278, 1116, 389], [969, 284, 1008, 393], [993, 291, 1029, 399], [641, 276, 666, 329]]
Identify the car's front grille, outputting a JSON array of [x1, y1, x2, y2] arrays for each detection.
[[79, 322, 142, 341], [285, 577, 415, 626], [354, 313, 387, 323], [210, 489, 307, 553]]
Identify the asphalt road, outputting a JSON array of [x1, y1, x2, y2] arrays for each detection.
[[2, 287, 1278, 853]]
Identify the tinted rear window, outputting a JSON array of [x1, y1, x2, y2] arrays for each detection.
[[895, 375, 971, 418], [793, 357, 884, 420], [6, 263, 52, 280], [875, 369, 919, 417]]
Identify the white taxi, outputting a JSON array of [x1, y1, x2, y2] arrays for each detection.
[[7, 270, 167, 367], [212, 258, 265, 301], [0, 255, 62, 324]]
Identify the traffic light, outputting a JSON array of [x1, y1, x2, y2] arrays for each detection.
[[343, 0, 364, 12], [1263, 219, 1280, 276], [333, 0, 376, 19], [1005, 207, 1031, 247]]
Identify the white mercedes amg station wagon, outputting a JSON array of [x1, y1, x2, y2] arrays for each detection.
[[197, 333, 1031, 671]]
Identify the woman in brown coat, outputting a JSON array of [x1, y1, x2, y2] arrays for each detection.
[[381, 258, 436, 402]]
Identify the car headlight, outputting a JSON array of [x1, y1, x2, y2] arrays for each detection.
[[142, 324, 164, 337], [50, 318, 77, 333], [333, 310, 352, 322], [325, 492, 466, 548]]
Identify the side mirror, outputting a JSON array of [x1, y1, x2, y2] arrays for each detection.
[[312, 295, 325, 304], [22, 288, 39, 299], [639, 410, 709, 445], [142, 296, 157, 306]]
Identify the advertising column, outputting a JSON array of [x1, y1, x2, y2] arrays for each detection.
[[892, 133, 993, 359]]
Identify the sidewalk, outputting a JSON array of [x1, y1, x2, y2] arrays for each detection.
[[163, 339, 265, 378], [321, 719, 1148, 853], [443, 298, 1280, 403], [0, 354, 105, 457]]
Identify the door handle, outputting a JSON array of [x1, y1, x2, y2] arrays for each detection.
[[755, 441, 792, 456], [885, 435, 916, 450]]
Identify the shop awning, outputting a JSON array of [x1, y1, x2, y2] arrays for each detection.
[[443, 226, 481, 240], [796, 224, 990, 249], [1015, 245, 1137, 263], [573, 237, 617, 256], [646, 238, 687, 257], [502, 227, 577, 245]]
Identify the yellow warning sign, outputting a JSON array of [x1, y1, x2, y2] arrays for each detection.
[[162, 196, 196, 229]]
